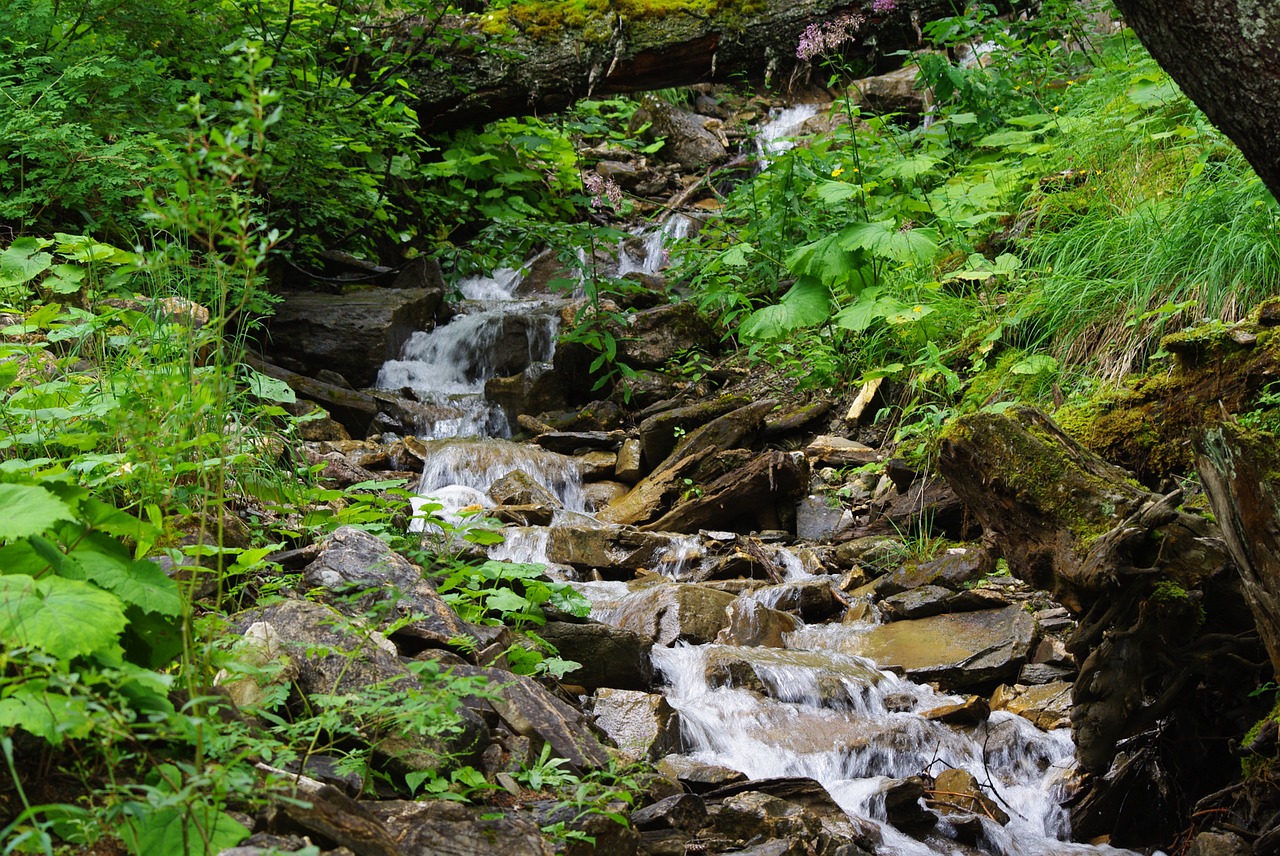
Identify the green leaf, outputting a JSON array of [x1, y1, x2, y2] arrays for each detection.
[[121, 803, 249, 856], [0, 484, 76, 540], [0, 238, 53, 289], [814, 180, 860, 204], [0, 684, 95, 745], [882, 155, 941, 181], [62, 547, 181, 616], [0, 574, 127, 659], [1010, 355, 1059, 375], [485, 588, 533, 616], [837, 220, 938, 265], [739, 278, 832, 341], [719, 243, 755, 267], [242, 368, 296, 404]]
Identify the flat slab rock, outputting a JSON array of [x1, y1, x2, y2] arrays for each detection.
[[843, 605, 1037, 691]]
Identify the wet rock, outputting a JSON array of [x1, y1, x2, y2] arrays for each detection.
[[796, 494, 855, 542], [583, 480, 631, 511], [1185, 830, 1253, 856], [703, 646, 881, 706], [804, 435, 881, 468], [753, 578, 841, 622], [990, 680, 1073, 731], [486, 362, 568, 426], [652, 398, 778, 475], [638, 394, 751, 466], [301, 526, 470, 649], [599, 447, 716, 527], [922, 695, 991, 726], [763, 400, 833, 439], [229, 600, 487, 772], [537, 621, 652, 690], [617, 303, 717, 370], [644, 450, 809, 534], [716, 597, 799, 647], [578, 449, 618, 480], [533, 429, 627, 454], [707, 778, 880, 855], [489, 469, 562, 508], [487, 504, 555, 526], [655, 755, 748, 792], [928, 768, 1009, 825], [876, 547, 992, 596], [546, 526, 696, 577], [616, 438, 644, 483], [614, 583, 736, 646], [879, 584, 1008, 620], [1018, 662, 1075, 685], [592, 689, 683, 760], [454, 665, 613, 771], [265, 286, 442, 388], [851, 64, 933, 118], [529, 800, 640, 856], [645, 104, 729, 170], [288, 400, 352, 441], [880, 776, 938, 831], [832, 536, 904, 572], [849, 605, 1038, 691], [631, 793, 708, 832], [366, 799, 552, 856]]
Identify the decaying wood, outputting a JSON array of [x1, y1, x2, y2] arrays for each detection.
[[1197, 423, 1280, 678], [255, 763, 403, 856], [404, 1, 948, 131]]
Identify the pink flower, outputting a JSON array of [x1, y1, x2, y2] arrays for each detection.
[[797, 11, 867, 61], [583, 171, 624, 210], [873, 0, 898, 13]]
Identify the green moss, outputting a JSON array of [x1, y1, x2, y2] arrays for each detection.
[[484, 0, 756, 41], [1241, 693, 1280, 779]]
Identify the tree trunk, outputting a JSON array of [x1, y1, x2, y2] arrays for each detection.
[[1197, 423, 1280, 679], [407, 1, 945, 131], [1111, 0, 1280, 199]]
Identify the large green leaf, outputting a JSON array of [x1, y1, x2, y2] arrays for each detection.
[[0, 238, 53, 289], [739, 278, 832, 341], [0, 683, 95, 745], [0, 484, 76, 540], [837, 220, 939, 265], [61, 543, 181, 616], [121, 802, 249, 856], [0, 574, 127, 659]]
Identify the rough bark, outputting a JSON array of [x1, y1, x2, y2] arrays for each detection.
[[938, 406, 1261, 838], [406, 1, 945, 131], [1111, 0, 1280, 199], [1196, 423, 1280, 678]]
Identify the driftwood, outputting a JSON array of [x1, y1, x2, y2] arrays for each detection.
[[1197, 423, 1280, 678]]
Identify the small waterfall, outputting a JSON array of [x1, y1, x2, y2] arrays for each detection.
[[617, 214, 695, 277], [756, 103, 821, 161], [414, 437, 588, 515]]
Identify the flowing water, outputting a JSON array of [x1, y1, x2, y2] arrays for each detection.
[[379, 110, 1147, 855]]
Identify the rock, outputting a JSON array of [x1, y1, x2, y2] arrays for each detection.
[[583, 480, 630, 511], [655, 756, 748, 792], [990, 680, 1073, 731], [537, 621, 652, 690], [592, 689, 683, 760], [302, 448, 382, 487], [614, 583, 736, 646], [652, 398, 778, 475], [229, 600, 487, 772], [1185, 830, 1254, 856], [880, 776, 937, 831], [489, 469, 562, 508], [644, 450, 809, 534], [486, 363, 568, 427], [928, 768, 1009, 825], [533, 429, 627, 454], [645, 104, 728, 170], [879, 584, 1009, 620], [703, 646, 881, 707], [265, 286, 442, 388], [716, 597, 799, 647], [1018, 662, 1075, 685], [638, 394, 751, 466], [848, 605, 1038, 691], [578, 449, 618, 480], [707, 778, 880, 854], [752, 577, 841, 622], [366, 799, 553, 856], [921, 696, 991, 725], [455, 665, 613, 771], [598, 446, 716, 526], [545, 526, 697, 577], [850, 64, 933, 118], [214, 621, 297, 712], [875, 547, 992, 596], [529, 800, 640, 855], [288, 400, 352, 441], [763, 400, 833, 439], [804, 435, 881, 468], [832, 536, 903, 571], [796, 494, 855, 542], [488, 504, 555, 526], [845, 377, 885, 424], [617, 303, 717, 370], [630, 793, 708, 832], [301, 526, 470, 649], [615, 438, 644, 483]]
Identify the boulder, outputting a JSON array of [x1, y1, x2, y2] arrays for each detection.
[[630, 793, 708, 832], [485, 362, 568, 427], [875, 547, 992, 596], [583, 480, 631, 511], [644, 450, 809, 534], [990, 680, 1073, 731], [656, 755, 748, 792], [301, 526, 470, 649], [752, 578, 842, 622], [592, 688, 683, 760], [706, 778, 880, 855], [489, 469, 562, 508], [652, 398, 778, 475], [716, 597, 799, 647], [578, 449, 619, 480], [848, 605, 1038, 691], [536, 621, 653, 690], [545, 526, 698, 577], [265, 285, 443, 388], [366, 799, 553, 856], [921, 696, 990, 726], [804, 435, 881, 468], [850, 64, 933, 118], [879, 776, 937, 832], [927, 768, 1009, 825], [615, 438, 644, 483], [533, 430, 627, 454], [616, 303, 717, 370], [703, 646, 881, 708], [645, 104, 729, 170], [879, 584, 1008, 620], [638, 394, 751, 466], [614, 584, 736, 646], [796, 494, 855, 542]]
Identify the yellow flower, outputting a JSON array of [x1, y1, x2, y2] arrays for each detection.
[[913, 305, 924, 313], [832, 167, 845, 178], [1053, 106, 1061, 113]]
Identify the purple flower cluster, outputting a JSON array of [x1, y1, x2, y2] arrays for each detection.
[[583, 171, 624, 210], [872, 0, 898, 13], [796, 11, 867, 62]]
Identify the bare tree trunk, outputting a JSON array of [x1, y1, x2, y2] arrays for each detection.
[[1111, 0, 1280, 199]]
